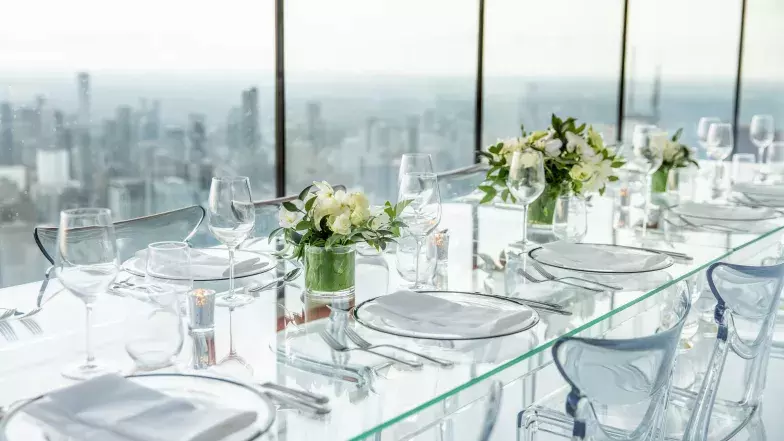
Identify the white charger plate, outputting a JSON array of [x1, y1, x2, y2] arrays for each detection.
[[529, 243, 674, 274], [122, 248, 275, 282]]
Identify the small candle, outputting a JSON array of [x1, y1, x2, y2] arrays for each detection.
[[187, 288, 215, 331], [430, 229, 450, 262]]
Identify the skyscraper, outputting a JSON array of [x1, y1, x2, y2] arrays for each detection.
[[0, 102, 13, 165], [306, 100, 324, 151], [115, 106, 133, 168], [241, 87, 260, 153], [77, 72, 90, 129]]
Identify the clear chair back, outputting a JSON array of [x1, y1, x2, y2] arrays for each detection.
[[552, 283, 691, 440]]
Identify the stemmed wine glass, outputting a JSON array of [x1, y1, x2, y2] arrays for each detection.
[[55, 208, 120, 380], [507, 150, 545, 251], [397, 172, 442, 289], [750, 115, 774, 163], [697, 117, 721, 155], [706, 123, 734, 199], [208, 176, 256, 307], [125, 241, 190, 372], [398, 153, 434, 184], [631, 126, 665, 237]]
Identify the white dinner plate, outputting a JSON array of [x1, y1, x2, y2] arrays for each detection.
[[670, 202, 779, 222], [529, 243, 674, 274], [122, 248, 275, 281], [732, 183, 784, 199]]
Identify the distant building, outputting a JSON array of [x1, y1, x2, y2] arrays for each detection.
[[108, 177, 146, 220], [306, 100, 324, 151], [77, 72, 91, 128], [36, 149, 70, 188], [115, 106, 133, 168], [0, 102, 13, 165], [241, 87, 260, 153]]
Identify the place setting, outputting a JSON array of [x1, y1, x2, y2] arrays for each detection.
[[664, 200, 780, 234]]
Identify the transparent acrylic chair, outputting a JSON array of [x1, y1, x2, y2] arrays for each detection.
[[667, 261, 784, 441], [518, 282, 692, 441]]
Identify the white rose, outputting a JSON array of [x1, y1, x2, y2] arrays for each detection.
[[664, 141, 682, 163], [348, 192, 369, 211], [329, 211, 352, 236], [278, 200, 304, 228], [313, 194, 340, 230], [312, 181, 334, 197], [333, 189, 350, 208], [543, 139, 563, 157], [350, 206, 370, 226], [565, 131, 588, 154], [569, 163, 594, 183]]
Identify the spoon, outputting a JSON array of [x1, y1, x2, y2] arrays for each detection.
[[249, 266, 303, 293]]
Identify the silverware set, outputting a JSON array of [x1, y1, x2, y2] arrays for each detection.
[[319, 330, 423, 369], [257, 382, 331, 415], [518, 263, 621, 293], [343, 327, 454, 367]]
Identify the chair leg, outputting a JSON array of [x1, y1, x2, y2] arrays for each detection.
[[517, 405, 575, 441]]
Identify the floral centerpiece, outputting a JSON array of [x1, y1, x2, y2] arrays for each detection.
[[478, 114, 624, 224], [271, 181, 408, 297], [651, 128, 698, 193]]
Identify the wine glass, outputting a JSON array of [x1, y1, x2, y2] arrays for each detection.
[[506, 150, 545, 250], [55, 208, 119, 380], [395, 232, 437, 287], [750, 114, 775, 163], [208, 176, 255, 307], [398, 153, 434, 184], [697, 117, 721, 154], [397, 172, 441, 289], [552, 195, 588, 243], [631, 128, 665, 237], [707, 123, 734, 199], [767, 141, 784, 182], [125, 241, 189, 371]]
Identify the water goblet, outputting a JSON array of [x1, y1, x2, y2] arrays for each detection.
[[55, 208, 120, 380], [397, 172, 441, 289], [398, 153, 434, 184], [631, 127, 665, 236], [506, 150, 545, 251], [707, 123, 734, 199], [208, 176, 256, 307], [697, 117, 721, 154]]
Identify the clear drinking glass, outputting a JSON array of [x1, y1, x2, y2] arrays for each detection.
[[750, 114, 775, 163], [552, 195, 587, 243], [707, 123, 734, 199], [632, 128, 665, 236], [766, 142, 784, 181], [731, 153, 757, 185], [55, 208, 120, 380], [125, 241, 190, 371], [208, 176, 256, 307], [397, 172, 442, 289], [697, 117, 721, 153], [398, 153, 434, 184], [395, 233, 437, 286], [506, 150, 545, 250]]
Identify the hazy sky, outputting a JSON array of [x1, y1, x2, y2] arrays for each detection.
[[0, 0, 781, 80]]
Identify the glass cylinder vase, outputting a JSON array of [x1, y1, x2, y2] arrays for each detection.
[[651, 166, 669, 193], [528, 183, 563, 225], [304, 244, 356, 298]]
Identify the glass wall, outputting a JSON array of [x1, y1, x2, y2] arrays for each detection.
[[0, 0, 274, 287], [622, 0, 742, 152], [737, 0, 784, 154], [483, 0, 624, 145], [284, 0, 479, 202]]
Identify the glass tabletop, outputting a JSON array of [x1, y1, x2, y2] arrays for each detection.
[[1, 196, 783, 440]]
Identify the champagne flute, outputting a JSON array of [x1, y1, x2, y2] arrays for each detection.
[[55, 208, 119, 380], [750, 114, 775, 163], [632, 128, 665, 237], [208, 177, 256, 307], [125, 241, 189, 371], [506, 150, 545, 250], [707, 123, 734, 199], [552, 195, 588, 243], [398, 153, 434, 184], [397, 172, 441, 289]]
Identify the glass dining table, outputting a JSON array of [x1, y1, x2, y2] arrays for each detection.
[[1, 192, 783, 440]]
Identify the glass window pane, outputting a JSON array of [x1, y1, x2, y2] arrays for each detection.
[[623, 0, 742, 151], [0, 0, 274, 287], [737, 0, 784, 156], [483, 0, 624, 145], [284, 0, 479, 201]]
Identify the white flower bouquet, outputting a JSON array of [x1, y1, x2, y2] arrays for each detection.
[[652, 128, 698, 193], [271, 181, 409, 295], [478, 114, 624, 224]]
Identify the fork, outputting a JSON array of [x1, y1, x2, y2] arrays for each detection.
[[319, 330, 422, 368], [529, 261, 623, 291], [518, 268, 603, 293], [0, 309, 16, 321], [343, 327, 454, 368], [9, 308, 42, 321], [675, 215, 746, 233], [20, 319, 42, 335], [0, 321, 17, 341]]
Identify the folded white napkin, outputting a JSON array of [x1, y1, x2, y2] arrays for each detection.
[[24, 374, 258, 441], [673, 201, 775, 221], [134, 249, 264, 279], [732, 183, 784, 199], [367, 290, 534, 338], [537, 242, 669, 272]]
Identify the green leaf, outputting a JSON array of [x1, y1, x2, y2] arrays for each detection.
[[477, 151, 494, 161], [282, 201, 299, 212], [394, 200, 412, 216], [479, 186, 497, 204], [297, 185, 312, 201], [267, 227, 284, 243], [304, 196, 316, 212], [611, 161, 625, 168], [294, 220, 310, 230], [671, 128, 683, 142], [501, 189, 510, 202], [608, 175, 619, 182], [488, 144, 502, 154]]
